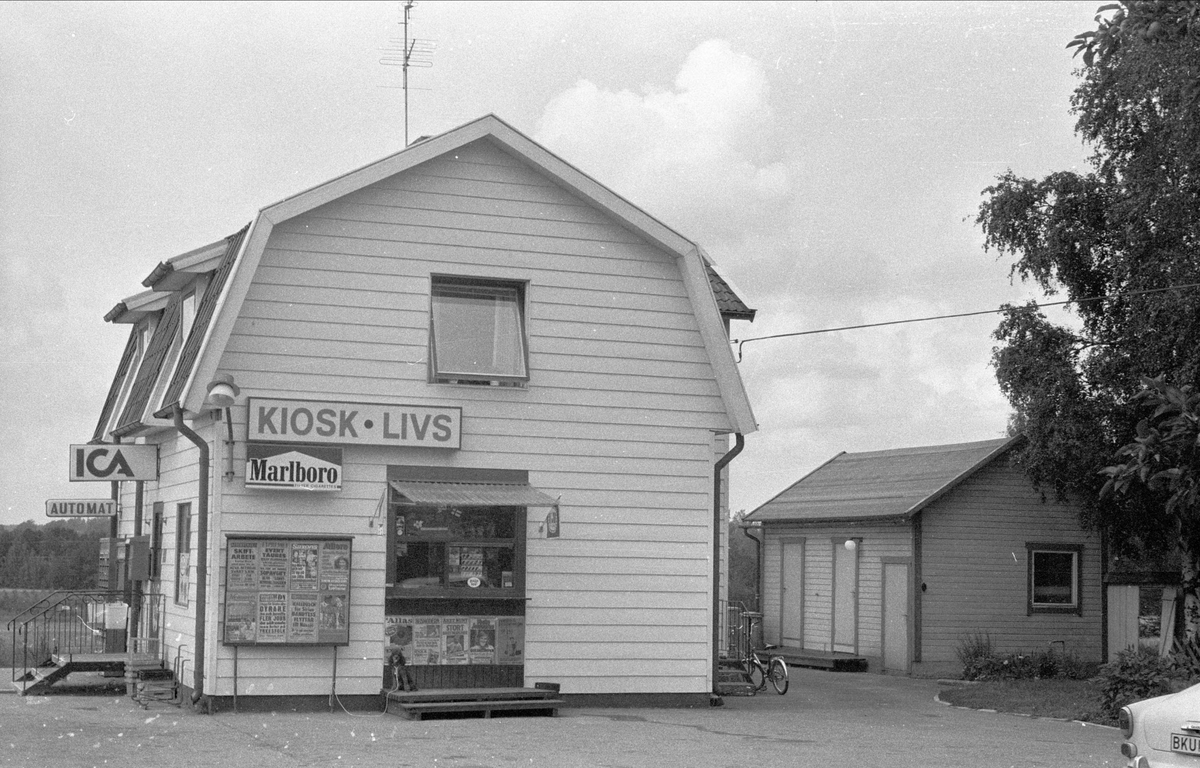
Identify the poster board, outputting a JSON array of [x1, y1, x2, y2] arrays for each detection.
[[223, 536, 352, 646]]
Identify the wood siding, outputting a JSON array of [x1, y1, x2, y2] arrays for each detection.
[[207, 139, 730, 696], [916, 459, 1102, 677], [760, 522, 912, 667]]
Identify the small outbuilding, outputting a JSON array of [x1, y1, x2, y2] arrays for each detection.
[[743, 437, 1103, 677]]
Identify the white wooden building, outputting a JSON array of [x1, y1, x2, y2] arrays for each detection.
[[91, 115, 757, 710], [744, 438, 1103, 678]]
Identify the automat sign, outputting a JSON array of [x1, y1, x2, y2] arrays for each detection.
[[248, 398, 461, 449], [45, 499, 118, 517]]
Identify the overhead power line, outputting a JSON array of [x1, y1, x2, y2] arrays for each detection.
[[732, 282, 1200, 362]]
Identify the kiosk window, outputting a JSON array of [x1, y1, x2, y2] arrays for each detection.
[[390, 505, 520, 595], [175, 502, 192, 606]]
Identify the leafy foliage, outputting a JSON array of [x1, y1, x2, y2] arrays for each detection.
[[956, 632, 1094, 682], [1097, 647, 1175, 720], [0, 519, 108, 589], [977, 2, 1200, 568]]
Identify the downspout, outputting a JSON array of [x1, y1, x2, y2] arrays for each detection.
[[740, 523, 763, 613], [172, 405, 210, 710], [712, 433, 745, 701]]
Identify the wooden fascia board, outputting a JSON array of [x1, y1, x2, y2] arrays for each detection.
[[108, 290, 169, 324], [899, 435, 1023, 519], [678, 245, 757, 435], [176, 218, 263, 414]]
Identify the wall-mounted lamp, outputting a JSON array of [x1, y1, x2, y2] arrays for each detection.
[[205, 373, 241, 409], [844, 538, 858, 552]]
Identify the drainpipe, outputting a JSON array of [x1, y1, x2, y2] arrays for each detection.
[[171, 405, 209, 710], [712, 433, 744, 701], [740, 523, 763, 613]]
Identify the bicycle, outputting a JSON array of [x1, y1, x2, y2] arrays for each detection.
[[737, 611, 789, 695]]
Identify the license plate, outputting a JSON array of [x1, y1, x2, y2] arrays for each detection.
[[1171, 733, 1200, 755]]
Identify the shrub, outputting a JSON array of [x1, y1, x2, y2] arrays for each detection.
[[1098, 647, 1175, 721], [956, 632, 1097, 681]]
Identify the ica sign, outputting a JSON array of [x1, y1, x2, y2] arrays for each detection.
[[69, 444, 159, 482]]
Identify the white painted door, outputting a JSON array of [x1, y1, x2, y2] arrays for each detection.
[[1107, 585, 1140, 661], [833, 541, 858, 653], [882, 562, 910, 673], [780, 540, 804, 646]]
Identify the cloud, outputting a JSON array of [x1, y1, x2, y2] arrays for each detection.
[[534, 39, 790, 248]]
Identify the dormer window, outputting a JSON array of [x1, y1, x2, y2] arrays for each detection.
[[181, 290, 196, 340], [430, 277, 528, 386]]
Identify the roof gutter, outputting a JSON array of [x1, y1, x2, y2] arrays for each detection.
[[712, 433, 744, 704], [171, 404, 210, 711]]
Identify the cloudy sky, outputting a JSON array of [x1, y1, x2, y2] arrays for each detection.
[[1, 1, 1098, 526]]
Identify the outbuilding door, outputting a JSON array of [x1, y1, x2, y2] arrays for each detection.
[[832, 539, 858, 653], [779, 538, 804, 647], [882, 560, 910, 673]]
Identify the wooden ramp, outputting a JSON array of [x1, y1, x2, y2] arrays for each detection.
[[386, 687, 563, 720]]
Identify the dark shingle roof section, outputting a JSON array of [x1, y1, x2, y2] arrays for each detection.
[[113, 292, 181, 436], [705, 263, 756, 321], [156, 225, 249, 415], [745, 437, 1016, 523], [91, 328, 140, 442]]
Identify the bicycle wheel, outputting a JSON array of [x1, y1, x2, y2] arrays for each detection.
[[768, 657, 789, 695], [745, 660, 765, 690]]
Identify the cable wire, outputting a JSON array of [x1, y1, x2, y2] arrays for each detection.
[[732, 282, 1200, 361]]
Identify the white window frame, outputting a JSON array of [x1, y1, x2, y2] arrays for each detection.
[[429, 276, 529, 386], [1027, 543, 1082, 615]]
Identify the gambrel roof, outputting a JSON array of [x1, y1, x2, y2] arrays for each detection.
[[94, 114, 757, 439], [745, 437, 1019, 524]]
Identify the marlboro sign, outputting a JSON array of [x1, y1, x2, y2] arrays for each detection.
[[246, 443, 343, 491]]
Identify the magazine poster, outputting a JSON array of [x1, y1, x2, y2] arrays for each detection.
[[443, 617, 469, 664], [257, 591, 288, 643], [383, 616, 416, 663], [259, 541, 289, 589], [319, 541, 351, 592], [224, 594, 258, 643], [227, 541, 259, 591], [288, 592, 319, 643], [469, 617, 496, 664], [289, 542, 319, 592], [317, 594, 348, 642], [496, 616, 525, 664], [412, 616, 442, 665]]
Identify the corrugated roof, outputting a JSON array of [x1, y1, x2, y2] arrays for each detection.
[[745, 437, 1018, 523]]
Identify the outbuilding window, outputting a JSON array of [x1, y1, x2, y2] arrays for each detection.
[[1027, 543, 1082, 615], [430, 277, 528, 386]]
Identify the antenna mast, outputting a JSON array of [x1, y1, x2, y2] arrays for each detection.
[[380, 1, 435, 145]]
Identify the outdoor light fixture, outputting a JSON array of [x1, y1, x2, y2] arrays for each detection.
[[205, 373, 240, 409], [844, 539, 858, 552]]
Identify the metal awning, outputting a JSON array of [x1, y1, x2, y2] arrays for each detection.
[[388, 480, 558, 508]]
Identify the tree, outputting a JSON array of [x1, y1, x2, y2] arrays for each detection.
[[976, 2, 1200, 634]]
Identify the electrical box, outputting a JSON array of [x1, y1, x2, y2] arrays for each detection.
[[128, 536, 150, 581]]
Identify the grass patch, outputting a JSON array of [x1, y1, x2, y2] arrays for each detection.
[[939, 678, 1112, 725]]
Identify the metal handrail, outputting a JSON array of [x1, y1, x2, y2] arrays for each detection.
[[10, 590, 164, 681]]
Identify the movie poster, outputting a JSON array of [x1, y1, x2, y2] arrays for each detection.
[[383, 616, 415, 663], [224, 594, 257, 643], [412, 616, 442, 665], [469, 617, 496, 664], [227, 541, 259, 591], [289, 542, 319, 592], [288, 593, 319, 643], [257, 592, 288, 643], [258, 542, 289, 590], [320, 541, 351, 592], [496, 616, 525, 664]]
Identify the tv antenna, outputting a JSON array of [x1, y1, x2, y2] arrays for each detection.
[[379, 1, 436, 145]]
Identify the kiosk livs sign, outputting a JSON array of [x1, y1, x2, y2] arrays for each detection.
[[69, 444, 159, 481], [246, 444, 343, 491], [248, 398, 461, 448]]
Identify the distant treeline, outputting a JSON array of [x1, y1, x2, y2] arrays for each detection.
[[0, 518, 109, 589]]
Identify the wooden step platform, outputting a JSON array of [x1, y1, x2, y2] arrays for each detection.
[[386, 687, 563, 720]]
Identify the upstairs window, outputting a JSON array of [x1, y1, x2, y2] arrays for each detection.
[[430, 277, 528, 386], [1027, 543, 1082, 614]]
